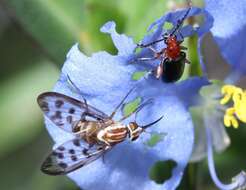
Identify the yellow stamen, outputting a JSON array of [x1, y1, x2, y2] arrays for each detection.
[[220, 85, 246, 128]]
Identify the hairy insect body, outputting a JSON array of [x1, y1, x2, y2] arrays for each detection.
[[75, 121, 144, 146], [73, 120, 103, 144], [97, 123, 128, 145]]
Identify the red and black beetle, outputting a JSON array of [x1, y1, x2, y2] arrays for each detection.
[[136, 5, 192, 83]]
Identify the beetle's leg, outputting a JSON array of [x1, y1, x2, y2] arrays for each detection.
[[137, 38, 165, 48], [135, 49, 163, 63], [109, 87, 135, 119], [147, 46, 159, 54], [180, 45, 188, 50], [155, 62, 164, 79], [185, 58, 191, 64], [135, 57, 157, 62]]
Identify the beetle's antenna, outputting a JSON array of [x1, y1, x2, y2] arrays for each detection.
[[170, 0, 192, 36]]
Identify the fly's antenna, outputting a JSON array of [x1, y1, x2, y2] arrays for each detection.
[[134, 99, 154, 122], [141, 115, 164, 129], [170, 0, 192, 37]]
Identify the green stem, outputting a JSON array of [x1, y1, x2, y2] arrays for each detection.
[[188, 35, 203, 76]]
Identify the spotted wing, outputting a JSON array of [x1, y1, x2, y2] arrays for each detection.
[[37, 92, 110, 132], [41, 138, 110, 175]]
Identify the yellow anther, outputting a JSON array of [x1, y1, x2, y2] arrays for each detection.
[[234, 92, 246, 123], [220, 85, 246, 128], [224, 108, 239, 128], [224, 115, 232, 127], [220, 85, 237, 105], [231, 117, 239, 129], [220, 93, 232, 105]]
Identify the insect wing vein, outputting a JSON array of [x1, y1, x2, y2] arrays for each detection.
[[37, 92, 110, 133], [41, 138, 108, 175]]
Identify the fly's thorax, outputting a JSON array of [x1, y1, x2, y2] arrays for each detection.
[[97, 122, 128, 146], [127, 122, 143, 141], [73, 120, 99, 133], [73, 121, 102, 144]]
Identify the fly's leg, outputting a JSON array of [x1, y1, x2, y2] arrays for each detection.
[[109, 87, 135, 119], [81, 98, 89, 121], [67, 75, 105, 121], [67, 74, 89, 109], [118, 98, 154, 122], [101, 145, 111, 164]]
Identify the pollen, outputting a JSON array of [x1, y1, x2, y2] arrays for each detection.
[[220, 85, 246, 128]]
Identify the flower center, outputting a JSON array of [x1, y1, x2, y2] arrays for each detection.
[[220, 85, 246, 128]]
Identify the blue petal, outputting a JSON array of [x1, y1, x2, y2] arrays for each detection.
[[100, 21, 136, 58], [148, 7, 212, 38], [44, 41, 209, 190], [205, 0, 246, 75], [65, 95, 194, 190]]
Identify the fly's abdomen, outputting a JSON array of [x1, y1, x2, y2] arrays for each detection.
[[97, 124, 128, 145]]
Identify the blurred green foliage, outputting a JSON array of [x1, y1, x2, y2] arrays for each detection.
[[0, 0, 245, 190]]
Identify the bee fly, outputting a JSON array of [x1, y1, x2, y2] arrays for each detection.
[[38, 87, 163, 175]]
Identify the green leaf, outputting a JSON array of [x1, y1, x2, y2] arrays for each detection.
[[149, 160, 177, 184], [123, 97, 141, 116], [132, 71, 148, 80], [145, 133, 166, 147]]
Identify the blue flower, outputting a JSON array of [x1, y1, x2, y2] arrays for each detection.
[[43, 6, 212, 190], [205, 0, 246, 78], [189, 1, 246, 189]]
